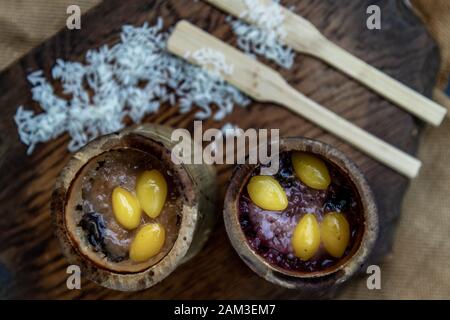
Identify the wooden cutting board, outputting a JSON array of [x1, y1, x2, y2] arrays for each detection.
[[0, 0, 439, 299]]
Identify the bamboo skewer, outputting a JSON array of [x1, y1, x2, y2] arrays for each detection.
[[203, 0, 447, 126], [167, 21, 422, 178]]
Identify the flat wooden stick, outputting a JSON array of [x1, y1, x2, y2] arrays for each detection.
[[204, 0, 447, 126], [167, 21, 421, 178]]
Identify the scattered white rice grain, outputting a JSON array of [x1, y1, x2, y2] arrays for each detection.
[[14, 19, 250, 155]]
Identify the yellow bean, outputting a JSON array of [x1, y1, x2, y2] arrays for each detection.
[[292, 213, 321, 261], [136, 170, 168, 219], [247, 175, 288, 211], [291, 152, 331, 190], [321, 212, 350, 258], [112, 186, 141, 230], [130, 223, 166, 262]]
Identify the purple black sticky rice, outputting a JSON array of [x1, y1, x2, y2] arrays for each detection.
[[239, 152, 363, 273]]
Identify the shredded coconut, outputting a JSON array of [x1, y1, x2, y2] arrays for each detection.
[[14, 18, 250, 155], [227, 0, 295, 69]]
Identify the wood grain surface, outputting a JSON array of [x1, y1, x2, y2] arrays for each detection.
[[0, 0, 439, 299]]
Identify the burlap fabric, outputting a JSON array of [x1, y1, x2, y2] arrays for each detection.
[[341, 0, 450, 299], [1, 0, 449, 299]]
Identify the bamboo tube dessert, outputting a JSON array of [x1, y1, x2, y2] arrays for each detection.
[[69, 149, 178, 272], [51, 124, 217, 291], [224, 138, 378, 293]]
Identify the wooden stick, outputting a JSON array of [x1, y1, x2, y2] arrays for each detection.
[[167, 21, 421, 178], [203, 0, 447, 126]]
